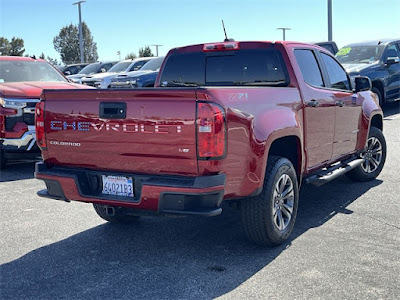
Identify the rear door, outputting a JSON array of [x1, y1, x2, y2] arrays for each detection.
[[293, 48, 336, 169], [43, 89, 199, 175], [318, 51, 361, 158]]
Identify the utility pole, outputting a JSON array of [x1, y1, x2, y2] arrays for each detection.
[[151, 44, 163, 57], [276, 27, 291, 41], [73, 1, 86, 63], [328, 0, 333, 41]]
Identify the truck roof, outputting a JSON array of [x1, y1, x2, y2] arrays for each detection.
[[168, 40, 324, 54]]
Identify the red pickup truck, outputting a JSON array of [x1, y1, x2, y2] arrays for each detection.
[[35, 41, 386, 246]]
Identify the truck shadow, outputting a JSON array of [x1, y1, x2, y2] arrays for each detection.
[[0, 161, 36, 182], [0, 176, 382, 299]]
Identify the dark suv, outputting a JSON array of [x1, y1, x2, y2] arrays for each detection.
[[336, 39, 400, 105]]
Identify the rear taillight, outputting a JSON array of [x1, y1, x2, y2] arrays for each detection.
[[35, 101, 46, 149], [196, 102, 226, 159]]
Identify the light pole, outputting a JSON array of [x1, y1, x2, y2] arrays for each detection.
[[277, 28, 291, 41], [151, 44, 163, 57], [328, 0, 332, 41], [73, 1, 86, 63]]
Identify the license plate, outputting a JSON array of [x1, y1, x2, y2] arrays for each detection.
[[102, 175, 134, 197]]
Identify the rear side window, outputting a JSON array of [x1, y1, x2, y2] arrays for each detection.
[[294, 49, 324, 87], [320, 53, 350, 90], [160, 49, 289, 87]]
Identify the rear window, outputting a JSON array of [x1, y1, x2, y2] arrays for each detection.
[[160, 49, 289, 87]]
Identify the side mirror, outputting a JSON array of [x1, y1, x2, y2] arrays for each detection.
[[64, 71, 71, 75], [385, 56, 399, 66], [354, 76, 371, 93], [100, 68, 106, 73]]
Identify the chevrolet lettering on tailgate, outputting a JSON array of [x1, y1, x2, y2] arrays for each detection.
[[50, 121, 182, 134]]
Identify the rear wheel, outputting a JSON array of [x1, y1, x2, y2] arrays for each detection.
[[346, 126, 386, 182], [93, 203, 140, 224], [241, 156, 299, 246]]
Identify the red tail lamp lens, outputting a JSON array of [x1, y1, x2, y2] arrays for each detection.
[[197, 102, 226, 158]]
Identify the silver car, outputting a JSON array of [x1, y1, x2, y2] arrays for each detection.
[[80, 57, 152, 89]]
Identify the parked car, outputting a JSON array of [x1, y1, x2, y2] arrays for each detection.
[[80, 57, 152, 89], [0, 56, 91, 169], [110, 56, 164, 88], [58, 63, 89, 76], [314, 41, 339, 54], [67, 61, 118, 83], [336, 39, 400, 105], [134, 70, 159, 87], [35, 41, 385, 246]]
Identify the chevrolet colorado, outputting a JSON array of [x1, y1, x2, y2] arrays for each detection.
[[35, 41, 386, 245]]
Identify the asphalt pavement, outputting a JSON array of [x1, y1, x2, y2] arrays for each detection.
[[0, 102, 399, 300]]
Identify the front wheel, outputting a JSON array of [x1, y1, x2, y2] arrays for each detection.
[[241, 156, 299, 246], [93, 204, 140, 224], [346, 126, 386, 182]]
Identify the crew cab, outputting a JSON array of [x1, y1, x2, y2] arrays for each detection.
[[336, 39, 400, 105], [0, 56, 90, 169], [35, 41, 386, 246]]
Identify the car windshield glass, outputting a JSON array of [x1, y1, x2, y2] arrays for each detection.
[[336, 45, 385, 64], [0, 60, 67, 83], [159, 49, 289, 87], [140, 57, 164, 71], [78, 63, 101, 74], [108, 61, 132, 73]]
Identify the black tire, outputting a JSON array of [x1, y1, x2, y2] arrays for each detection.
[[371, 87, 384, 107], [93, 203, 140, 224], [346, 126, 386, 182], [241, 156, 299, 246]]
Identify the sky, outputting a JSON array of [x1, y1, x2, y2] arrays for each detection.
[[1, 0, 399, 64]]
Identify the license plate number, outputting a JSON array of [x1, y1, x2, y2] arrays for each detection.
[[102, 175, 134, 197]]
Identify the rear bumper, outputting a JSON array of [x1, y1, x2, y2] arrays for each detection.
[[35, 162, 226, 217]]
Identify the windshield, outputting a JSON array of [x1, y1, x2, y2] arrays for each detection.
[[159, 49, 289, 87], [108, 61, 132, 73], [78, 63, 101, 74], [336, 45, 385, 64], [0, 60, 67, 83], [140, 57, 164, 71]]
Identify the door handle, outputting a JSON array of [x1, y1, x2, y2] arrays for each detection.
[[307, 99, 319, 107], [336, 100, 344, 107]]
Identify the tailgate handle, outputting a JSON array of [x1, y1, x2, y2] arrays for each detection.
[[99, 102, 126, 119]]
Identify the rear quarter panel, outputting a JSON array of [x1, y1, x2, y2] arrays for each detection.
[[196, 87, 304, 199]]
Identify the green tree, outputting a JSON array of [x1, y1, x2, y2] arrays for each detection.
[[0, 36, 25, 56], [53, 22, 98, 64], [139, 46, 154, 57], [46, 56, 60, 66], [125, 52, 137, 59]]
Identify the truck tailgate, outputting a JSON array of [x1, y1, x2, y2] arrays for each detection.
[[41, 89, 198, 175]]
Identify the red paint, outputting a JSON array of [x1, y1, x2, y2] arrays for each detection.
[[0, 56, 90, 141], [36, 41, 383, 209]]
